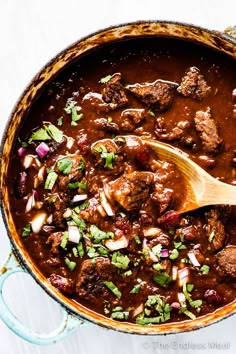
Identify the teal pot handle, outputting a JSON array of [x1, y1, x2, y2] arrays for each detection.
[[0, 252, 86, 345]]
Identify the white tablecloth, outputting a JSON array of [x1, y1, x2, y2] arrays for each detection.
[[0, 0, 235, 353]]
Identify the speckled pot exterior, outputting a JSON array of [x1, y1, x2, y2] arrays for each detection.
[[1, 21, 236, 336]]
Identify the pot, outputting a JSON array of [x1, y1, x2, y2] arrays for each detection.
[[1, 21, 236, 345]]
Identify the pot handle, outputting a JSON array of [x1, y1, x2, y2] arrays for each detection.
[[0, 252, 86, 345]]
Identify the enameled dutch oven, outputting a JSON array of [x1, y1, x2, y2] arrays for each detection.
[[1, 21, 236, 345]]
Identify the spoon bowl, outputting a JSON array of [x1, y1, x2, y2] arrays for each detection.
[[143, 138, 236, 213]]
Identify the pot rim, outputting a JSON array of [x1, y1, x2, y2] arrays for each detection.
[[1, 20, 236, 335]]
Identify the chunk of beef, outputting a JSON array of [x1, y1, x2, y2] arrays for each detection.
[[152, 184, 173, 214], [45, 195, 67, 229], [16, 172, 27, 198], [148, 232, 170, 247], [177, 66, 211, 100], [107, 171, 154, 211], [49, 274, 74, 295], [102, 73, 128, 109], [155, 117, 184, 141], [161, 259, 172, 275], [120, 108, 146, 131], [205, 208, 226, 251], [46, 232, 63, 254], [176, 225, 199, 242], [216, 246, 236, 278], [194, 108, 222, 153], [94, 118, 120, 133], [75, 258, 115, 304], [76, 130, 90, 155], [127, 79, 178, 111], [91, 139, 118, 155], [56, 155, 85, 189]]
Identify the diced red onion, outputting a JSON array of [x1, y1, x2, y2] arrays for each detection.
[[143, 227, 161, 237], [25, 193, 36, 213], [99, 190, 114, 216], [31, 212, 47, 233], [149, 250, 159, 263], [23, 155, 42, 169], [23, 155, 34, 169], [171, 302, 181, 310], [132, 303, 144, 318], [177, 292, 186, 304], [105, 235, 128, 251], [66, 137, 74, 149], [161, 249, 169, 258], [47, 214, 53, 224], [187, 251, 201, 267], [172, 266, 178, 281], [36, 142, 50, 158], [63, 208, 72, 218], [18, 147, 26, 157], [178, 267, 190, 287], [103, 183, 112, 201], [42, 225, 55, 235], [68, 225, 81, 243], [38, 166, 46, 182], [97, 204, 107, 217], [72, 194, 87, 203]]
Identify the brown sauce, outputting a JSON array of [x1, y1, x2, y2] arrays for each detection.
[[7, 37, 236, 324]]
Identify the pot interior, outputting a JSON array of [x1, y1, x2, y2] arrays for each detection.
[[1, 21, 236, 335]]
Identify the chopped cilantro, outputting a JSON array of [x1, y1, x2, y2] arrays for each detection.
[[112, 306, 123, 312], [112, 251, 130, 270], [200, 264, 210, 274], [97, 245, 110, 256], [89, 225, 113, 244], [45, 124, 63, 143], [74, 201, 89, 212], [153, 272, 172, 287], [180, 309, 196, 320], [169, 248, 179, 260], [93, 144, 118, 169], [60, 231, 68, 249], [57, 117, 63, 126], [111, 311, 129, 320], [77, 242, 84, 258], [148, 110, 155, 117], [99, 75, 112, 84], [57, 158, 73, 175], [151, 244, 162, 257], [18, 137, 28, 147], [187, 283, 194, 292], [86, 246, 99, 258], [29, 128, 51, 143], [134, 235, 141, 244], [190, 299, 202, 309], [64, 101, 83, 126], [71, 212, 86, 231], [153, 263, 162, 271], [44, 171, 58, 190], [22, 224, 31, 237], [174, 241, 187, 250], [67, 181, 87, 190], [130, 284, 141, 294], [72, 247, 78, 257], [103, 281, 122, 299], [65, 257, 77, 271]]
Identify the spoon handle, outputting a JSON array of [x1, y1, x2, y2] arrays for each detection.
[[199, 178, 236, 207]]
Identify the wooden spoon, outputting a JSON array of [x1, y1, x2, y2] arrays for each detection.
[[143, 138, 236, 213]]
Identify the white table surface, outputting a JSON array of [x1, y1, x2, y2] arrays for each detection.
[[0, 0, 236, 353]]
